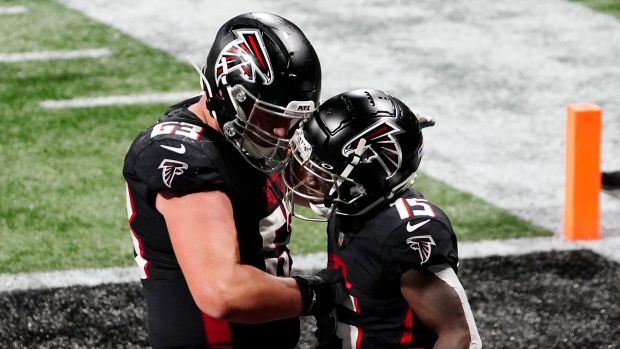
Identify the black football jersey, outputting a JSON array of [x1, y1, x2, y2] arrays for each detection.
[[327, 188, 459, 349], [122, 94, 298, 348]]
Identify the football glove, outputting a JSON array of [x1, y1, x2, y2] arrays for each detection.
[[314, 309, 338, 345], [293, 268, 347, 316]]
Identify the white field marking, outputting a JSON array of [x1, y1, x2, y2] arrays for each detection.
[[458, 236, 620, 261], [0, 48, 111, 63], [39, 91, 200, 109], [0, 266, 140, 293], [0, 5, 27, 14], [2, 237, 620, 293]]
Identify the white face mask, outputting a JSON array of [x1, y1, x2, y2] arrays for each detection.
[[309, 202, 331, 218]]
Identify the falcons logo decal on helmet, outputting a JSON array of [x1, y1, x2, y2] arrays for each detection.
[[405, 235, 436, 265], [215, 29, 274, 86], [158, 159, 188, 188], [342, 120, 404, 177]]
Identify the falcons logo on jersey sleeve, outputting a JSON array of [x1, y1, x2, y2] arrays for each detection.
[[405, 235, 436, 265], [215, 29, 274, 86], [158, 159, 188, 188], [342, 120, 404, 177]]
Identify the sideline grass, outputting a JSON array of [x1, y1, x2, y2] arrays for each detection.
[[0, 0, 197, 273], [1, 0, 552, 274], [569, 0, 620, 19]]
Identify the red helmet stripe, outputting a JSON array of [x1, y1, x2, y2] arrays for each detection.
[[362, 125, 389, 141], [246, 34, 266, 69]]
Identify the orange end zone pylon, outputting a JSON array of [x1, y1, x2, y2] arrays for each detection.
[[563, 103, 601, 241]]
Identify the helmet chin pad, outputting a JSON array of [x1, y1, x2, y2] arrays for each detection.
[[309, 202, 331, 218]]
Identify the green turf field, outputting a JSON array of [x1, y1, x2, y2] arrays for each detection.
[[0, 0, 578, 274], [570, 0, 620, 19]]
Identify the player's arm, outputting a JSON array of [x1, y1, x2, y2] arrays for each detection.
[[157, 189, 342, 323], [157, 189, 303, 323], [400, 265, 482, 349]]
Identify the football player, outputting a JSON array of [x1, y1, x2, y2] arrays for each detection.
[[123, 13, 345, 349], [283, 89, 482, 348]]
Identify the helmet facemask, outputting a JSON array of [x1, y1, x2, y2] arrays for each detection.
[[223, 85, 315, 172], [191, 59, 316, 173]]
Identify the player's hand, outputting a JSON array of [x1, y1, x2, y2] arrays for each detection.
[[314, 309, 338, 345], [293, 269, 347, 316], [417, 114, 435, 129]]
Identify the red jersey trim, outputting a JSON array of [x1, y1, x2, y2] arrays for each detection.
[[202, 312, 233, 348]]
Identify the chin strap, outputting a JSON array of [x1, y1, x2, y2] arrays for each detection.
[[339, 138, 366, 181], [187, 56, 235, 122], [324, 138, 367, 218], [388, 172, 417, 198]]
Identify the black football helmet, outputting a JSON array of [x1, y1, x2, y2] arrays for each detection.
[[196, 12, 322, 172], [283, 89, 424, 220]]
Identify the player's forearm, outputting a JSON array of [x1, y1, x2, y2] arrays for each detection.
[[433, 331, 476, 349], [194, 264, 303, 323], [428, 265, 482, 349]]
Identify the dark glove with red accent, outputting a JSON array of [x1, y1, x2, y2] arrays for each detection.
[[314, 309, 339, 345], [293, 268, 347, 316]]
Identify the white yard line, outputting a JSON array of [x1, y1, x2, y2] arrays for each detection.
[[0, 5, 27, 15], [458, 236, 620, 262], [0, 267, 140, 293], [2, 237, 619, 293], [0, 48, 111, 63], [39, 91, 199, 109]]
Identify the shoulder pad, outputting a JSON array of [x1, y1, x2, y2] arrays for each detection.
[[381, 217, 459, 277], [126, 128, 226, 194]]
